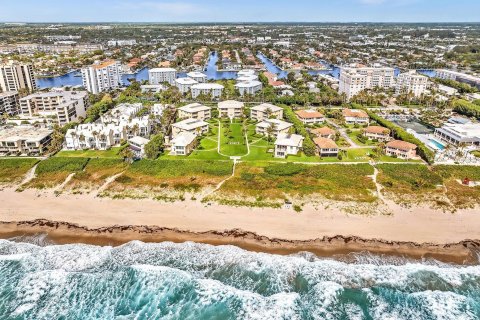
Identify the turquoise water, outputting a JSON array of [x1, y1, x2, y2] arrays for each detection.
[[0, 239, 479, 319]]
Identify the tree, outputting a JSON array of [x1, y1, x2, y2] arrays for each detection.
[[287, 72, 296, 84], [144, 134, 164, 160], [120, 147, 135, 163]]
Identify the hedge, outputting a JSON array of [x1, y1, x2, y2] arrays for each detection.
[[452, 99, 480, 120], [280, 105, 316, 156]]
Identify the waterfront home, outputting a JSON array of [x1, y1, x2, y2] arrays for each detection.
[[311, 127, 336, 139], [363, 126, 391, 141], [250, 103, 283, 121], [0, 125, 52, 156], [295, 109, 325, 125], [128, 136, 150, 159], [256, 119, 293, 137], [434, 123, 480, 147], [218, 100, 244, 119], [172, 118, 209, 137], [342, 109, 370, 125], [148, 67, 177, 85], [170, 132, 197, 156], [191, 83, 224, 99], [385, 140, 417, 159], [178, 103, 211, 120], [186, 71, 207, 83], [313, 137, 339, 157], [274, 133, 304, 158], [175, 77, 198, 94], [235, 80, 263, 96]]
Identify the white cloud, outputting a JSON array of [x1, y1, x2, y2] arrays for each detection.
[[358, 0, 386, 4]]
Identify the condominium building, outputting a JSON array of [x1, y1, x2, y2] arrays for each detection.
[[186, 71, 207, 83], [0, 91, 19, 116], [256, 119, 293, 137], [178, 103, 211, 120], [434, 123, 480, 147], [313, 137, 339, 157], [339, 66, 395, 100], [385, 140, 417, 159], [81, 60, 122, 94], [274, 133, 304, 158], [295, 109, 325, 125], [342, 109, 370, 125], [250, 103, 283, 121], [395, 71, 429, 97], [175, 77, 198, 94], [19, 91, 89, 126], [436, 69, 480, 90], [191, 83, 224, 99], [65, 123, 118, 150], [218, 100, 244, 118], [363, 126, 391, 141], [0, 125, 53, 156], [170, 132, 197, 156], [149, 68, 177, 85], [0, 61, 37, 92], [235, 80, 262, 96], [128, 136, 150, 159], [172, 118, 209, 137]]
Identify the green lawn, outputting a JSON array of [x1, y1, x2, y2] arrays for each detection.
[[0, 158, 39, 184], [56, 147, 122, 159], [219, 121, 248, 156], [347, 131, 378, 146]]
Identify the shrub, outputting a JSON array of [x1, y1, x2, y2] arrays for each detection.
[[264, 163, 306, 176]]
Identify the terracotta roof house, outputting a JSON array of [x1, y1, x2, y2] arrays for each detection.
[[311, 127, 336, 139], [342, 109, 369, 125], [313, 137, 339, 157], [385, 140, 417, 159], [363, 126, 391, 141], [295, 109, 325, 125]]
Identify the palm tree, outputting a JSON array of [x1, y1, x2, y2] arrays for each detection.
[[266, 124, 276, 142]]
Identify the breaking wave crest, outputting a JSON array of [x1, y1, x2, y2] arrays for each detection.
[[0, 239, 479, 319]]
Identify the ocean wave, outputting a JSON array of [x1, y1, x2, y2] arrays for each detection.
[[0, 240, 478, 319]]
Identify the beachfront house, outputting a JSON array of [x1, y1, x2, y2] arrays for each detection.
[[218, 100, 244, 119], [311, 127, 336, 139], [363, 126, 391, 141], [295, 109, 325, 125], [178, 103, 211, 120], [313, 137, 339, 157], [256, 119, 293, 137], [250, 103, 283, 121], [170, 132, 197, 156], [0, 125, 53, 156], [128, 136, 150, 159], [342, 109, 370, 125], [385, 140, 417, 159], [172, 118, 209, 137], [274, 133, 304, 158]]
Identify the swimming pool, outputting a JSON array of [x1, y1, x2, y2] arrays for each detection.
[[429, 139, 446, 151]]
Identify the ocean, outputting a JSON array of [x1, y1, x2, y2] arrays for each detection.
[[0, 238, 479, 319]]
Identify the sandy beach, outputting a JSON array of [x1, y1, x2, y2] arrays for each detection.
[[0, 188, 479, 264]]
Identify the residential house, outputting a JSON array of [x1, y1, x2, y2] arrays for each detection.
[[170, 132, 197, 156], [385, 140, 417, 159], [128, 136, 150, 159], [172, 118, 209, 137], [342, 109, 369, 125], [434, 123, 480, 147], [311, 127, 335, 139], [250, 103, 283, 121], [256, 119, 293, 137], [363, 126, 391, 141], [313, 137, 339, 157], [274, 133, 304, 158], [295, 109, 325, 125]]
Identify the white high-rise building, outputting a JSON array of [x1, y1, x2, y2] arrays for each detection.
[[0, 91, 19, 116], [0, 61, 37, 92], [81, 60, 122, 94], [339, 66, 395, 100], [149, 68, 177, 85], [395, 71, 429, 97]]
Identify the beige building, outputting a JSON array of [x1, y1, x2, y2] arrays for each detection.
[[256, 119, 293, 137], [250, 103, 283, 121], [170, 132, 197, 156], [172, 118, 209, 137], [178, 103, 211, 120], [342, 109, 369, 125], [218, 100, 244, 118], [363, 126, 391, 141], [339, 66, 395, 100], [311, 127, 335, 139], [0, 91, 19, 116], [0, 61, 37, 92], [385, 140, 417, 159], [396, 71, 429, 97], [313, 137, 339, 157], [0, 125, 53, 156], [295, 109, 325, 125]]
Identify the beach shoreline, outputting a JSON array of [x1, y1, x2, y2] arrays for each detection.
[[0, 188, 479, 264]]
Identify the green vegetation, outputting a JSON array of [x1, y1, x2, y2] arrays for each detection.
[[433, 78, 478, 94], [219, 121, 248, 156], [55, 147, 122, 158], [452, 99, 480, 120], [144, 134, 165, 160], [218, 162, 376, 202], [0, 158, 39, 185], [26, 157, 89, 189], [85, 94, 114, 123], [281, 105, 316, 156], [377, 164, 442, 193]]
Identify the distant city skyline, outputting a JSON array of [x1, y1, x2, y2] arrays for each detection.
[[0, 0, 479, 23]]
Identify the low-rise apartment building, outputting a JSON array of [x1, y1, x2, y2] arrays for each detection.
[[149, 68, 177, 85], [191, 83, 224, 99], [250, 103, 283, 121], [274, 133, 304, 158], [0, 125, 53, 156], [385, 140, 417, 159], [170, 132, 197, 156], [235, 80, 262, 96], [218, 100, 244, 118], [186, 71, 207, 83], [295, 109, 325, 125], [256, 119, 293, 137], [363, 126, 391, 141], [313, 137, 339, 157], [434, 123, 480, 147], [172, 118, 209, 137], [175, 77, 198, 94], [178, 103, 211, 120], [19, 91, 89, 126], [342, 109, 370, 125], [0, 91, 19, 116]]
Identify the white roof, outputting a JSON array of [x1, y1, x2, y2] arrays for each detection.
[[129, 136, 150, 145], [0, 125, 53, 142], [235, 80, 262, 88], [178, 103, 210, 113], [175, 77, 198, 85], [257, 119, 293, 131], [236, 75, 258, 82], [218, 100, 244, 109], [171, 132, 196, 147], [275, 133, 304, 147], [192, 83, 224, 90], [251, 103, 282, 113], [237, 69, 256, 77], [149, 67, 177, 73], [187, 71, 207, 78], [173, 118, 209, 130]]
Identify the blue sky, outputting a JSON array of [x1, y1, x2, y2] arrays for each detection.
[[0, 0, 479, 23]]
